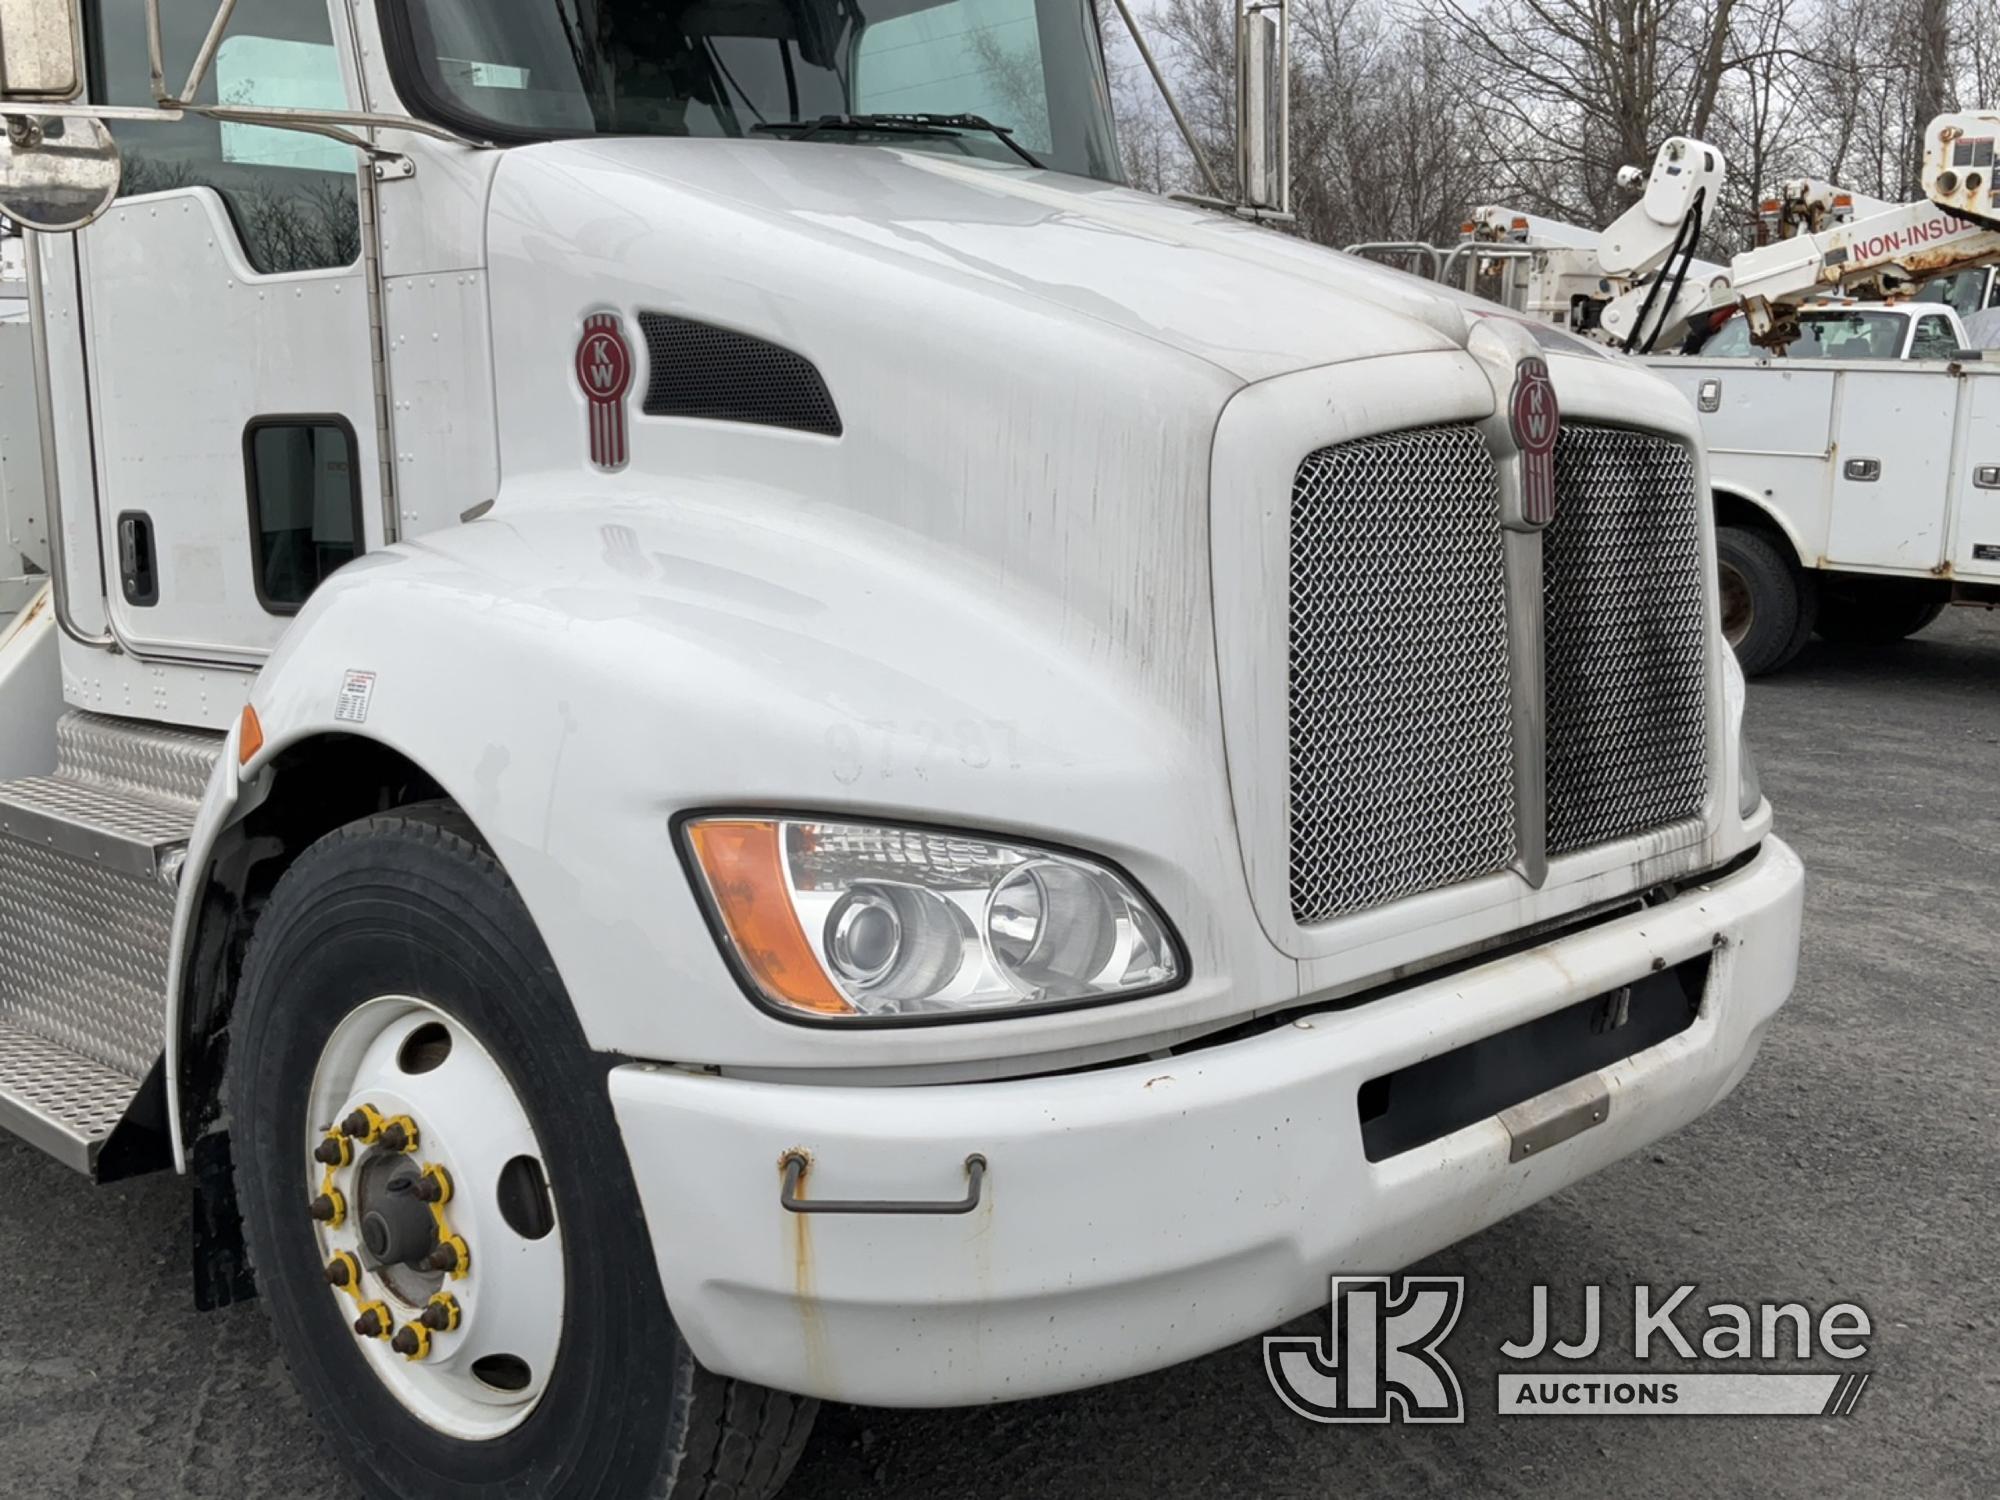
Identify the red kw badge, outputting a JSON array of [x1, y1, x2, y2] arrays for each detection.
[[576, 312, 635, 471], [1509, 357, 1560, 526]]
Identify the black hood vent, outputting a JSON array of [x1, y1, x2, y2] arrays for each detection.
[[638, 313, 842, 437]]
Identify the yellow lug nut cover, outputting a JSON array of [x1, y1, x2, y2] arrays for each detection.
[[421, 1293, 462, 1333], [380, 1115, 420, 1153]]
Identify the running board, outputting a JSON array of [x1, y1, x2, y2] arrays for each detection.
[[0, 711, 222, 1176]]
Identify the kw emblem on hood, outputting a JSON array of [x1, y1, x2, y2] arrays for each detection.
[[576, 311, 635, 471], [1509, 357, 1560, 526]]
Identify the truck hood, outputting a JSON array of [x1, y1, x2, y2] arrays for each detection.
[[454, 139, 1718, 1071], [490, 137, 1492, 383]]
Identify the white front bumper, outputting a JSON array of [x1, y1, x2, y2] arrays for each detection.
[[610, 838, 1803, 1407]]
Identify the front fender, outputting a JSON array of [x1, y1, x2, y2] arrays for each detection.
[[1711, 477, 1817, 567], [166, 492, 1287, 1163]]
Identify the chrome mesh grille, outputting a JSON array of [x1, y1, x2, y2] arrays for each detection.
[[1288, 425, 1517, 924], [1543, 425, 1709, 854]]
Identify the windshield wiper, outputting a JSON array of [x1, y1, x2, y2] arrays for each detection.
[[750, 113, 1043, 169]]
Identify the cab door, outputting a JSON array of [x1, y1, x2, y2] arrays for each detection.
[[75, 0, 382, 661]]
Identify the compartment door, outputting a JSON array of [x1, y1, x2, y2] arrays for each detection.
[[1824, 369, 1958, 571]]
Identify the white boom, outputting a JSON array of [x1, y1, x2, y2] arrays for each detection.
[[1462, 113, 2000, 353], [1462, 138, 1728, 351], [1715, 114, 2000, 349]]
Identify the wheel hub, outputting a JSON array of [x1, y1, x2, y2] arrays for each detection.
[[1719, 560, 1755, 647], [306, 997, 565, 1440]]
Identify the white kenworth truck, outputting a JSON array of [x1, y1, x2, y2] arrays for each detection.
[[0, 2, 1800, 1496]]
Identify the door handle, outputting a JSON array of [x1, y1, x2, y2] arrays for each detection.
[[1697, 378, 1722, 413], [116, 511, 159, 606], [1975, 464, 2000, 489], [1843, 458, 1881, 482]]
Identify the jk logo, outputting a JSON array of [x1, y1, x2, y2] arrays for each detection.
[[1264, 1276, 1466, 1424]]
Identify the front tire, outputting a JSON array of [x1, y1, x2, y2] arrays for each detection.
[[226, 805, 815, 1500], [1716, 525, 1816, 677]]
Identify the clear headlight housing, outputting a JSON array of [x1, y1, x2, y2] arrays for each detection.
[[682, 817, 1184, 1022], [1739, 727, 1763, 818]]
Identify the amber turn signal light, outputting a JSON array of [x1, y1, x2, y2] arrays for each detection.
[[238, 705, 265, 766], [684, 820, 855, 1017]]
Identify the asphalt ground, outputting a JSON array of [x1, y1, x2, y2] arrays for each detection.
[[2, 608, 1995, 1499]]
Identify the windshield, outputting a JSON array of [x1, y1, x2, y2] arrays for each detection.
[[1699, 310, 1907, 360], [1916, 268, 1991, 320], [384, 0, 1124, 181]]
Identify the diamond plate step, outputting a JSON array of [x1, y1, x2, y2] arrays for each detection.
[[56, 711, 219, 808], [0, 712, 221, 1176], [0, 1018, 151, 1175], [0, 774, 197, 880], [0, 710, 218, 880]]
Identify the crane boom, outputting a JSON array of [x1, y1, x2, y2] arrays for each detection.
[[1461, 114, 2000, 353], [1621, 113, 2000, 350]]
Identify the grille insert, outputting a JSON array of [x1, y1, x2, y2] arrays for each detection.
[[638, 313, 842, 436], [1543, 425, 1708, 854], [1287, 425, 1517, 924]]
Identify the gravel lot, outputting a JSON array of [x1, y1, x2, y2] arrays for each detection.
[[2, 610, 1994, 1499]]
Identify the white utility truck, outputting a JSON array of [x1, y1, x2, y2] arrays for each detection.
[[0, 3, 1801, 1497], [1452, 130, 2000, 674]]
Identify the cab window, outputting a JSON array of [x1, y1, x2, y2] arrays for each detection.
[[1908, 314, 1960, 361], [245, 419, 362, 613], [86, 0, 359, 273]]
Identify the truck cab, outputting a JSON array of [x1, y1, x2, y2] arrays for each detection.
[[0, 3, 1802, 1497], [1692, 300, 1970, 361]]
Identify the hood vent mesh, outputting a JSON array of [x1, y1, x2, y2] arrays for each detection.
[[638, 313, 842, 437]]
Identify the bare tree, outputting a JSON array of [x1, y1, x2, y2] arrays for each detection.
[[1098, 0, 1996, 266]]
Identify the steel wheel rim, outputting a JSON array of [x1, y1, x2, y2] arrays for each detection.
[[306, 996, 565, 1440], [1718, 561, 1754, 647]]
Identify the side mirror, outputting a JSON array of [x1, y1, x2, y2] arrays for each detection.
[[0, 0, 119, 232], [0, 0, 84, 100], [1235, 0, 1288, 216], [0, 113, 121, 231]]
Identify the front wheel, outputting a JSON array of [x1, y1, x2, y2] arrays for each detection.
[[1716, 525, 1816, 677], [226, 805, 816, 1500]]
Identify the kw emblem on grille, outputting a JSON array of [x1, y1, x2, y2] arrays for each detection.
[[1509, 357, 1560, 526]]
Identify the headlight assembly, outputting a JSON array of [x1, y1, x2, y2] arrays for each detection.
[[681, 816, 1184, 1023], [1739, 726, 1764, 819]]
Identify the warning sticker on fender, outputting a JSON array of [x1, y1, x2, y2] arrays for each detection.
[[336, 670, 377, 724]]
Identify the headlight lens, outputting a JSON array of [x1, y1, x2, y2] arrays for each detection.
[[1739, 727, 1763, 819], [682, 817, 1183, 1021]]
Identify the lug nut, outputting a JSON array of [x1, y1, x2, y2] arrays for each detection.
[[381, 1120, 415, 1153], [313, 1135, 350, 1167], [325, 1257, 353, 1289], [423, 1241, 462, 1275], [341, 1109, 370, 1139], [353, 1307, 387, 1339], [420, 1294, 460, 1332], [414, 1167, 450, 1204], [390, 1325, 428, 1359], [309, 1192, 342, 1223]]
